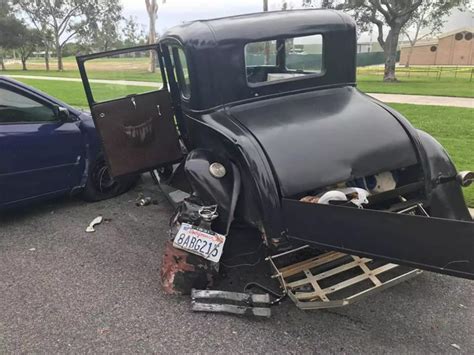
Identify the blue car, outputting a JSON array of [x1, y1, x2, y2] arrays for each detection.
[[0, 76, 137, 210]]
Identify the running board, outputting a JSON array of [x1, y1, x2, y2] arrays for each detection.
[[267, 247, 421, 310]]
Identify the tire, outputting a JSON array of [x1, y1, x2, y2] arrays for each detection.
[[82, 155, 139, 202]]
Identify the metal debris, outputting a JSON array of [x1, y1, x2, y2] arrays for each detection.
[[191, 289, 271, 317], [451, 344, 461, 350], [86, 216, 103, 233], [135, 193, 158, 206]]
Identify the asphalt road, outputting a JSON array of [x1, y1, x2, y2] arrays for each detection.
[[1, 177, 473, 354]]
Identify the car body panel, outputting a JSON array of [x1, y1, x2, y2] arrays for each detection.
[[0, 77, 99, 209], [228, 86, 419, 196], [0, 120, 84, 205]]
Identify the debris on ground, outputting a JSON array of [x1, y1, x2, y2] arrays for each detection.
[[191, 289, 271, 318], [28, 248, 36, 252], [450, 344, 461, 350], [135, 193, 158, 206], [86, 216, 103, 233]]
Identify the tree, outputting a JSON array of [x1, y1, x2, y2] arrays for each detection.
[[0, 0, 14, 70], [401, 1, 468, 67], [303, 1, 427, 81], [122, 16, 147, 47], [145, 0, 165, 73], [76, 0, 123, 52], [15, 0, 119, 71], [17, 28, 43, 70], [0, 16, 24, 71]]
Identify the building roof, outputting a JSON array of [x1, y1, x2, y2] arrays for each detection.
[[400, 26, 473, 49], [438, 26, 473, 39], [400, 39, 438, 49]]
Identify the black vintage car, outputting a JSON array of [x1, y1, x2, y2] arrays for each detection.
[[77, 9, 473, 309]]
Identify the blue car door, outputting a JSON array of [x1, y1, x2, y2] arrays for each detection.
[[0, 83, 84, 207]]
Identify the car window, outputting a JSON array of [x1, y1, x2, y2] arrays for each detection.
[[83, 49, 163, 103], [0, 87, 56, 123], [245, 34, 324, 85], [170, 46, 191, 99]]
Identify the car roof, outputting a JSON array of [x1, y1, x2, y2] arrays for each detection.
[[163, 9, 352, 46], [161, 9, 356, 111]]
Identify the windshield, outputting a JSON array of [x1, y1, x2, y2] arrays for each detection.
[[245, 34, 324, 85]]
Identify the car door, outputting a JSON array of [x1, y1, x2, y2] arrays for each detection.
[[0, 83, 84, 206], [282, 198, 474, 280], [76, 45, 182, 178]]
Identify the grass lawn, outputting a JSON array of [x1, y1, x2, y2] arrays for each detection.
[[2, 68, 162, 83], [391, 103, 473, 207], [8, 78, 474, 206], [2, 58, 473, 97], [16, 78, 155, 107], [357, 74, 474, 98]]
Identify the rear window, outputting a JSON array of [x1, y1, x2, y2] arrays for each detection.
[[245, 34, 324, 85]]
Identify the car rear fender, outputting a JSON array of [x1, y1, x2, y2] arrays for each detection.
[[417, 130, 471, 221], [184, 149, 241, 235]]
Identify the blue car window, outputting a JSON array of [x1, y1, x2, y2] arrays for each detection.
[[0, 87, 56, 124]]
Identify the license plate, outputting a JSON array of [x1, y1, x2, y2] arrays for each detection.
[[173, 223, 226, 263]]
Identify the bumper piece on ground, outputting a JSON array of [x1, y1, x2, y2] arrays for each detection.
[[191, 289, 271, 317]]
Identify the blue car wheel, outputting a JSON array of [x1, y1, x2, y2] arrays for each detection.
[[82, 155, 138, 202]]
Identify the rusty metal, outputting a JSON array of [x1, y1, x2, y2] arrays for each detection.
[[160, 241, 217, 295]]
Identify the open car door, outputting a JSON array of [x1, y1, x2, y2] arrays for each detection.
[[282, 196, 474, 280], [76, 45, 182, 178]]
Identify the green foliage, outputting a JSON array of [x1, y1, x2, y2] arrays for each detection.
[[0, 0, 12, 16], [357, 74, 473, 98], [122, 16, 147, 48], [12, 78, 153, 108], [14, 0, 125, 70], [0, 16, 25, 49], [357, 51, 400, 66], [391, 103, 473, 206], [75, 0, 123, 52], [17, 27, 44, 70]]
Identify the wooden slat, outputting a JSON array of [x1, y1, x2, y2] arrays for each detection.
[[303, 270, 330, 302], [279, 251, 346, 278], [295, 262, 399, 301], [353, 256, 382, 286], [286, 257, 372, 289]]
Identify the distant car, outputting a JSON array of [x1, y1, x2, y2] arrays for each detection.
[[0, 76, 138, 210]]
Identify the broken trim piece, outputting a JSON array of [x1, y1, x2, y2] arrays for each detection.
[[191, 289, 271, 317]]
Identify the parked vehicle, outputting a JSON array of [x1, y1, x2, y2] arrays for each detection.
[[0, 77, 137, 210], [76, 9, 473, 308]]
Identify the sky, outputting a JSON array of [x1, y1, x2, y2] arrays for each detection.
[[122, 0, 473, 42]]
